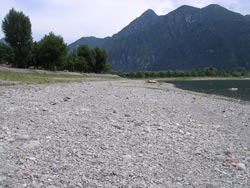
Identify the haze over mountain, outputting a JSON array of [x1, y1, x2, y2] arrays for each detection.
[[71, 4, 250, 71]]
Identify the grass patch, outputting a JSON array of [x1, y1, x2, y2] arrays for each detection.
[[157, 77, 195, 81], [0, 70, 87, 84], [214, 97, 233, 102]]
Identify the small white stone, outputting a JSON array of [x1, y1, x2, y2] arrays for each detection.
[[16, 134, 30, 141], [179, 130, 184, 134], [0, 175, 7, 182], [123, 154, 132, 161], [23, 140, 40, 150], [186, 132, 191, 136], [235, 163, 247, 171], [28, 157, 36, 161]]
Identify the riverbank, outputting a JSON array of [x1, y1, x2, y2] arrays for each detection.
[[0, 80, 249, 187]]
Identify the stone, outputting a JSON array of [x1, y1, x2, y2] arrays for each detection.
[[235, 163, 247, 171], [224, 150, 232, 156], [157, 127, 164, 131], [23, 140, 40, 150], [47, 185, 57, 188], [123, 154, 132, 161], [63, 97, 71, 102], [15, 134, 31, 141], [0, 175, 7, 182], [49, 102, 57, 105], [2, 127, 9, 131], [134, 122, 143, 127], [8, 137, 15, 143], [28, 157, 37, 162]]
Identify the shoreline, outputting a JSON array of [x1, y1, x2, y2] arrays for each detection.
[[0, 80, 250, 187], [159, 79, 250, 105]]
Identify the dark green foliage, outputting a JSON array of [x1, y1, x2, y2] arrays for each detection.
[[2, 8, 32, 68], [0, 42, 14, 64], [30, 42, 39, 68], [117, 68, 250, 78], [77, 45, 95, 72], [1, 9, 109, 73], [94, 47, 108, 73], [37, 32, 67, 71], [69, 4, 250, 71], [64, 45, 109, 73], [63, 50, 77, 72], [0, 38, 7, 44]]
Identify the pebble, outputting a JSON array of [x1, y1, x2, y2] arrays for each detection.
[[47, 185, 57, 188], [134, 122, 143, 126], [157, 127, 164, 131], [234, 163, 247, 171], [63, 97, 71, 102], [15, 134, 31, 141], [23, 140, 40, 150], [123, 154, 132, 161], [1, 80, 250, 188], [28, 157, 37, 162], [49, 102, 57, 105], [0, 175, 7, 182], [2, 127, 9, 131]]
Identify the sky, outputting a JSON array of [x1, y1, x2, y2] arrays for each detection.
[[0, 0, 250, 44]]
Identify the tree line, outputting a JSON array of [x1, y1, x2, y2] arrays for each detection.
[[117, 67, 250, 78], [0, 8, 109, 73]]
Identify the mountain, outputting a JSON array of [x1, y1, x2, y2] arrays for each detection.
[[69, 4, 250, 71], [68, 36, 109, 51], [0, 38, 6, 44]]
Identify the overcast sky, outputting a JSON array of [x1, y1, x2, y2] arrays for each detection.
[[0, 0, 249, 43]]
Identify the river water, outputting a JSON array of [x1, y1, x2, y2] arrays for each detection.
[[165, 80, 250, 102]]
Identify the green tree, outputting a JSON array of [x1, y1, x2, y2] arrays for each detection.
[[37, 32, 67, 71], [64, 50, 76, 72], [2, 8, 32, 68], [0, 42, 14, 64], [94, 47, 108, 73], [204, 67, 217, 76], [30, 42, 39, 68], [77, 45, 95, 72]]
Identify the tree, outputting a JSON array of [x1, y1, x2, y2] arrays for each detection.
[[94, 47, 108, 73], [2, 8, 32, 68], [77, 45, 96, 72], [37, 32, 67, 71], [30, 42, 39, 68], [0, 42, 14, 64]]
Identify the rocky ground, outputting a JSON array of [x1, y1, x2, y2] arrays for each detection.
[[0, 80, 250, 188]]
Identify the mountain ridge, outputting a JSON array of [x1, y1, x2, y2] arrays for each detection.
[[69, 4, 250, 71]]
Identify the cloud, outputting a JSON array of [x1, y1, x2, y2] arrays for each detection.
[[0, 0, 250, 43]]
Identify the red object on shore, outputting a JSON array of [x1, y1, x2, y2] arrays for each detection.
[[227, 157, 240, 163]]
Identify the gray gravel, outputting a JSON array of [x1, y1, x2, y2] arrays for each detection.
[[0, 80, 250, 188]]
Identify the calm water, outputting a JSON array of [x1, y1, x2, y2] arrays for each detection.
[[165, 80, 250, 102]]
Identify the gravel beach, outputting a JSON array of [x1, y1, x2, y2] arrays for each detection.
[[0, 80, 250, 188]]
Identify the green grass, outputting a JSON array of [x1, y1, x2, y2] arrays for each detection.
[[0, 70, 88, 84], [129, 77, 196, 81], [0, 70, 122, 84], [156, 77, 196, 81]]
